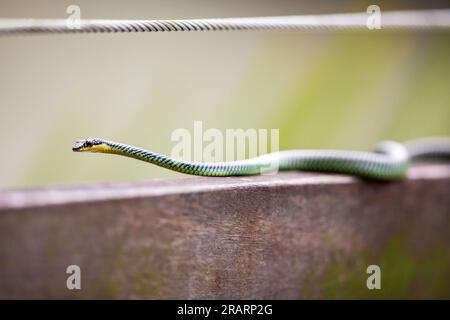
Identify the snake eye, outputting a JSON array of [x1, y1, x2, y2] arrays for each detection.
[[84, 141, 93, 148]]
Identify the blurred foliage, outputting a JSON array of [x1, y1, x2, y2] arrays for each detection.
[[0, 1, 449, 188]]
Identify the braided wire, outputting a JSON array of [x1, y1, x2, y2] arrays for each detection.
[[1, 9, 450, 35]]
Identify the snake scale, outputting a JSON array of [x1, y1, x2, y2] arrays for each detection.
[[72, 137, 450, 180]]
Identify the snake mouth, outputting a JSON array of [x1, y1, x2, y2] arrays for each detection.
[[72, 138, 107, 152], [72, 139, 88, 152]]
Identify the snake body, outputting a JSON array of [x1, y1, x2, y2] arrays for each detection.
[[72, 137, 450, 180]]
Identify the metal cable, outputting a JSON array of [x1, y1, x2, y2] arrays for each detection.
[[1, 9, 449, 35]]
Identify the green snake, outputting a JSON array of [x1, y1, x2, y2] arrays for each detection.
[[72, 137, 450, 180]]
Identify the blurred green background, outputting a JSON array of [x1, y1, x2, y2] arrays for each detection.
[[0, 0, 449, 188]]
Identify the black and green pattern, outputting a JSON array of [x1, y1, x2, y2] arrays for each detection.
[[73, 137, 450, 180]]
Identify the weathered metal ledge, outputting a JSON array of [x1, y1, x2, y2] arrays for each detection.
[[0, 163, 449, 299]]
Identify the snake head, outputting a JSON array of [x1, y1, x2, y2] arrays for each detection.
[[72, 138, 104, 152]]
